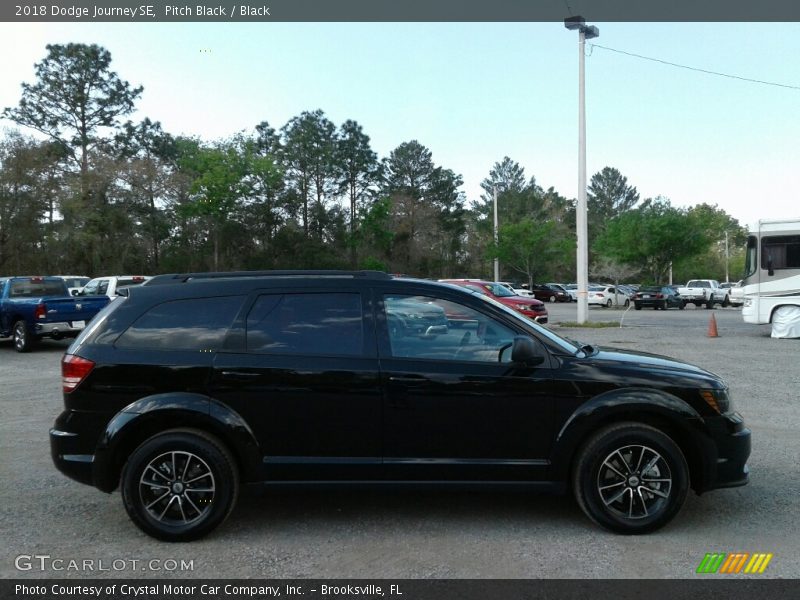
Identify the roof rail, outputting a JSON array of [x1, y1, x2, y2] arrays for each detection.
[[145, 270, 392, 285]]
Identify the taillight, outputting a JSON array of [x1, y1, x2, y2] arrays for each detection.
[[35, 303, 46, 319], [656, 294, 663, 299], [62, 354, 95, 393]]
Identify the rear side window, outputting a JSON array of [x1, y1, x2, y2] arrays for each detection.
[[762, 235, 800, 270], [116, 296, 244, 351], [246, 293, 363, 356], [9, 280, 66, 297]]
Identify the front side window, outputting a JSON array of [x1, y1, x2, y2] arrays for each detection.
[[762, 235, 800, 270], [116, 296, 244, 351], [385, 294, 516, 363], [246, 293, 363, 356]]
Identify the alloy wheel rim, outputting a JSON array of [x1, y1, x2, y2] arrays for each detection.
[[596, 444, 672, 520], [14, 324, 25, 350], [139, 451, 215, 525]]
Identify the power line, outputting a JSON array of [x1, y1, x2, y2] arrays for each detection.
[[562, 0, 574, 17], [588, 42, 800, 91]]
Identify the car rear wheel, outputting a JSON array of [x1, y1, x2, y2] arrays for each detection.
[[572, 422, 689, 534], [121, 429, 239, 542], [606, 299, 613, 308], [12, 320, 34, 353]]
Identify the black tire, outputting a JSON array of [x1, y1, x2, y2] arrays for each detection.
[[572, 422, 689, 534], [705, 299, 714, 309], [549, 296, 556, 303], [121, 429, 239, 542], [12, 320, 34, 353], [624, 299, 630, 308], [679, 301, 685, 310], [634, 303, 642, 311], [722, 295, 730, 308], [662, 300, 668, 311], [605, 299, 612, 308]]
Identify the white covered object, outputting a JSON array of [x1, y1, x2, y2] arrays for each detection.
[[771, 305, 800, 339]]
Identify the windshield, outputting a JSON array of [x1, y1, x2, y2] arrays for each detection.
[[744, 235, 757, 280], [486, 283, 516, 297]]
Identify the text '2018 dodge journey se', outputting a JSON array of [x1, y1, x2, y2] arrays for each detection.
[[50, 271, 750, 541]]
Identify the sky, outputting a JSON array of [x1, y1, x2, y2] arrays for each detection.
[[1, 20, 799, 231]]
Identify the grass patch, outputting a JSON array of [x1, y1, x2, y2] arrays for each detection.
[[557, 321, 620, 328]]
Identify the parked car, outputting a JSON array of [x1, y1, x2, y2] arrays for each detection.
[[440, 279, 548, 323], [677, 279, 728, 308], [78, 275, 152, 299], [588, 285, 631, 308], [529, 284, 571, 303], [0, 276, 109, 352], [50, 270, 750, 541], [633, 286, 685, 310], [720, 281, 744, 307], [53, 275, 90, 296], [563, 283, 578, 302]]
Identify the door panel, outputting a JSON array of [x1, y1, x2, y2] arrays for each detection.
[[377, 292, 555, 481], [209, 290, 382, 481]]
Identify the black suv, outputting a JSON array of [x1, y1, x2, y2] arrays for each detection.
[[51, 271, 750, 541]]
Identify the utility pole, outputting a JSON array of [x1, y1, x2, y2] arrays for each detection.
[[493, 187, 499, 282], [565, 16, 598, 324], [725, 230, 730, 283]]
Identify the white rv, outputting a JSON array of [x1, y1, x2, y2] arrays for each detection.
[[741, 218, 800, 325]]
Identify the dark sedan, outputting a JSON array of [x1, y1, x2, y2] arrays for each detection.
[[529, 284, 571, 303], [633, 286, 685, 310]]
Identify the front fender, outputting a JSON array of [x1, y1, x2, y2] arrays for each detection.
[[549, 387, 708, 481], [92, 392, 261, 492]]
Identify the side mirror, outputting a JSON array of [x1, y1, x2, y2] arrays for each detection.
[[511, 336, 546, 366], [71, 289, 79, 296]]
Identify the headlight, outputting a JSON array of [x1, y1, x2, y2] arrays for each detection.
[[516, 304, 530, 310], [699, 388, 732, 414]]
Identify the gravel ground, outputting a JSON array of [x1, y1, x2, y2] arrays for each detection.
[[1, 304, 798, 579]]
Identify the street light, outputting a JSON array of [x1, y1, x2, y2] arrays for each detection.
[[565, 16, 598, 324]]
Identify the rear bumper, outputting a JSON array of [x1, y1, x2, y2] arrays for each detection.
[[50, 427, 94, 487], [35, 321, 84, 338]]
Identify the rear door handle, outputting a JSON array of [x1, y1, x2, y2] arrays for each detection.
[[220, 370, 260, 380]]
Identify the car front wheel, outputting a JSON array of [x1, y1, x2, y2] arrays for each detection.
[[121, 429, 239, 542], [572, 422, 689, 534]]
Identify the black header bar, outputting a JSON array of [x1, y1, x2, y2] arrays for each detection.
[[4, 0, 800, 23]]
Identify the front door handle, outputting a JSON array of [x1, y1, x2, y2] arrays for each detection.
[[388, 375, 428, 386]]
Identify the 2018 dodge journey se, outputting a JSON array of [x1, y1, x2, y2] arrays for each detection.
[[50, 270, 751, 541]]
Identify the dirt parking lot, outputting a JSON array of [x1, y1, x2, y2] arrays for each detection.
[[1, 304, 798, 579]]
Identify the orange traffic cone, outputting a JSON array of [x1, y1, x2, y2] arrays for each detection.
[[707, 313, 719, 338]]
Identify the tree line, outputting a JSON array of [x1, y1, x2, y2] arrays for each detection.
[[0, 43, 746, 285]]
